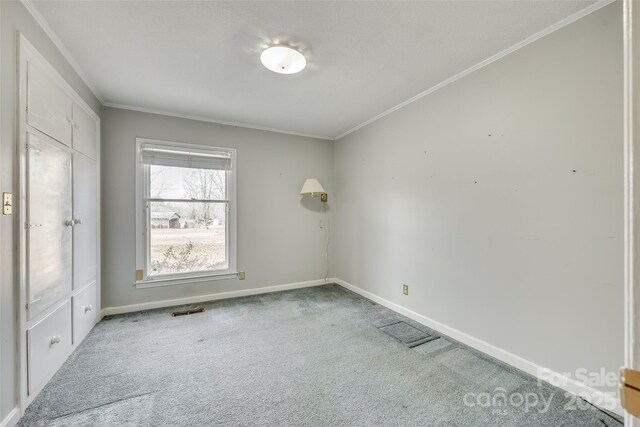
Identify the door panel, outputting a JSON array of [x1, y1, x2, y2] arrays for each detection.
[[72, 104, 97, 159], [27, 132, 72, 320], [27, 61, 72, 146], [73, 154, 97, 290]]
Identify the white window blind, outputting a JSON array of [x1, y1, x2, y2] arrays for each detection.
[[141, 143, 232, 170]]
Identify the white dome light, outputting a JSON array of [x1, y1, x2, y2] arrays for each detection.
[[260, 45, 306, 74]]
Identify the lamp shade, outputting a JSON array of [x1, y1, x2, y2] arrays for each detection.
[[300, 178, 326, 196]]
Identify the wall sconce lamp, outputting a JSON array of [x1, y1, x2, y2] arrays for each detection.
[[300, 178, 327, 202]]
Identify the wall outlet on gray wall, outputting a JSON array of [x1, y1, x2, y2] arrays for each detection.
[[403, 284, 408, 295]]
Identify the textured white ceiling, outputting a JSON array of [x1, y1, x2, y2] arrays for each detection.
[[31, 0, 600, 139]]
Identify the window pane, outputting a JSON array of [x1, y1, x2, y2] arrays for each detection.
[[150, 165, 226, 200], [149, 201, 227, 275]]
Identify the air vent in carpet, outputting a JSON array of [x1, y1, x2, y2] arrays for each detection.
[[171, 307, 205, 317], [378, 321, 437, 348], [48, 393, 154, 426]]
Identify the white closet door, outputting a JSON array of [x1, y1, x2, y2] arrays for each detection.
[[27, 132, 72, 320], [27, 61, 73, 147], [72, 103, 97, 159], [73, 154, 97, 290]]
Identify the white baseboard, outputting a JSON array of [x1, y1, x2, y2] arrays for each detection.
[[101, 279, 329, 317], [0, 407, 20, 427], [331, 278, 623, 417]]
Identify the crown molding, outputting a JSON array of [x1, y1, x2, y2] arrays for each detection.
[[102, 102, 334, 141], [334, 0, 616, 140], [21, 0, 105, 104], [21, 0, 613, 142]]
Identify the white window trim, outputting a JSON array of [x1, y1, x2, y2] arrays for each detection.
[[134, 137, 237, 287]]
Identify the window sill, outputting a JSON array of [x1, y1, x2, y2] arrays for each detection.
[[135, 272, 238, 289]]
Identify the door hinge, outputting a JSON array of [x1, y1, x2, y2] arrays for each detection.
[[25, 298, 41, 310], [25, 144, 41, 154]]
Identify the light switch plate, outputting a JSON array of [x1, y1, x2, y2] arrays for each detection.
[[2, 193, 12, 215]]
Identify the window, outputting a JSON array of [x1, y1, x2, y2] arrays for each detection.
[[135, 138, 237, 286]]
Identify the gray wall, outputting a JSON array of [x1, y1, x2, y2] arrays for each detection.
[[101, 107, 334, 309], [334, 2, 623, 395], [0, 0, 102, 420]]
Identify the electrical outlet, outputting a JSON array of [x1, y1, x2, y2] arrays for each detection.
[[403, 284, 408, 295], [238, 271, 245, 280]]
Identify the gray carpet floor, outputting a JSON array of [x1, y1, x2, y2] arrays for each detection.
[[19, 284, 622, 426]]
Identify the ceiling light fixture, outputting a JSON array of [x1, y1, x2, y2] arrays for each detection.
[[260, 45, 306, 75]]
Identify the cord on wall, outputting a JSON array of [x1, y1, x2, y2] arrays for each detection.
[[322, 201, 331, 282]]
